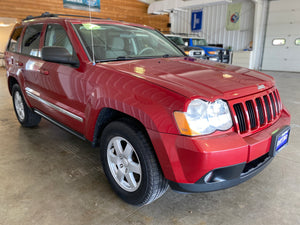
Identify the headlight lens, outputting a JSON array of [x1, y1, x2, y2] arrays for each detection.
[[174, 99, 233, 136], [208, 51, 219, 55]]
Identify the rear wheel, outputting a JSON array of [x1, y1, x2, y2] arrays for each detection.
[[12, 84, 41, 127], [100, 119, 168, 206]]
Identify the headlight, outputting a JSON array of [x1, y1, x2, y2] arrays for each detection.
[[174, 99, 233, 136], [208, 51, 217, 55], [184, 51, 193, 56]]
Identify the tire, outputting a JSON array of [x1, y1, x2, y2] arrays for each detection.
[[12, 84, 41, 127], [100, 119, 168, 206]]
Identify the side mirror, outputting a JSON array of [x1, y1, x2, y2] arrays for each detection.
[[41, 46, 79, 66], [184, 42, 188, 46]]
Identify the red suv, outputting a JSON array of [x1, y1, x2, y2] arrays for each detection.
[[5, 13, 291, 206]]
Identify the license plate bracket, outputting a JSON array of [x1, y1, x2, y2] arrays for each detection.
[[269, 125, 290, 157]]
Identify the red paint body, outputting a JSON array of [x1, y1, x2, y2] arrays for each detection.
[[5, 18, 291, 186]]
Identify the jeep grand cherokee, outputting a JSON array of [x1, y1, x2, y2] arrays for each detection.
[[5, 14, 290, 206]]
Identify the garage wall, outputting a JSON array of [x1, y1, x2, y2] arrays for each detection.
[[170, 0, 254, 51], [0, 0, 169, 31], [0, 25, 14, 52], [262, 0, 300, 72]]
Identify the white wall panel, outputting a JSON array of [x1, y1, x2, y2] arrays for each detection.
[[262, 0, 300, 72], [170, 0, 254, 51]]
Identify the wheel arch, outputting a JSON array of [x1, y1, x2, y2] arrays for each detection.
[[8, 76, 18, 95], [92, 107, 152, 148]]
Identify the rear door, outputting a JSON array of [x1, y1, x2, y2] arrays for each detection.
[[5, 26, 24, 83], [19, 24, 45, 108]]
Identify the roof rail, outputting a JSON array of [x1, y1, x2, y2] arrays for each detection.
[[23, 12, 109, 21], [23, 12, 58, 21], [57, 14, 109, 20]]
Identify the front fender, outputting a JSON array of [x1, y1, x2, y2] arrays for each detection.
[[83, 71, 187, 142]]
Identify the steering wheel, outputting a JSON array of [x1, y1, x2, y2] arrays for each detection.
[[138, 47, 155, 56]]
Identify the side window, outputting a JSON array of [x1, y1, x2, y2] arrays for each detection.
[[7, 26, 24, 53], [21, 24, 43, 57], [44, 24, 74, 55]]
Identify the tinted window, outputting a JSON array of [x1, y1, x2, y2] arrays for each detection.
[[21, 24, 43, 57], [7, 26, 23, 52], [192, 39, 207, 46], [272, 38, 285, 46], [45, 24, 74, 55]]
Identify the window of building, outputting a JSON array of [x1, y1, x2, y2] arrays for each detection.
[[272, 38, 286, 46]]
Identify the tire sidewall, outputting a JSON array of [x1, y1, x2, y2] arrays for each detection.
[[100, 121, 153, 205], [12, 85, 27, 124]]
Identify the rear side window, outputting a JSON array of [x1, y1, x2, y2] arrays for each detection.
[[21, 24, 43, 57], [44, 24, 74, 55], [7, 26, 24, 53]]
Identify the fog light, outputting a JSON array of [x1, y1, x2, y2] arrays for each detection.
[[204, 171, 214, 183]]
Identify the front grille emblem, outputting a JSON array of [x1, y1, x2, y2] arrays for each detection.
[[257, 84, 266, 90]]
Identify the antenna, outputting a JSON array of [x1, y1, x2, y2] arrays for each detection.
[[88, 2, 96, 65]]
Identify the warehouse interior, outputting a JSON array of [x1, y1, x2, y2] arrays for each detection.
[[0, 0, 299, 224]]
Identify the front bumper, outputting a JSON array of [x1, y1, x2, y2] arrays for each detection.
[[148, 108, 290, 193], [169, 152, 272, 192]]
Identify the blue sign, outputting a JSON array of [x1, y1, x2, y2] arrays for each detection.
[[191, 10, 203, 31], [63, 0, 100, 12]]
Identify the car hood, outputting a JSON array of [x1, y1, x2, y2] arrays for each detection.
[[101, 57, 275, 101], [200, 46, 224, 51]]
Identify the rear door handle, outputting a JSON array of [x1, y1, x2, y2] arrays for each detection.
[[40, 69, 49, 75]]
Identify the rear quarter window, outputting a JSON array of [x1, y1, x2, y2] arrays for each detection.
[[7, 26, 24, 53]]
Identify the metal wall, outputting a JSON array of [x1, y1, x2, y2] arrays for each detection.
[[170, 0, 255, 51], [262, 0, 300, 72]]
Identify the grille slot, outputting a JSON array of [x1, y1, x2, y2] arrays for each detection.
[[233, 104, 247, 133], [255, 98, 265, 125], [269, 93, 276, 118], [232, 89, 282, 134], [246, 100, 256, 129], [263, 96, 272, 122]]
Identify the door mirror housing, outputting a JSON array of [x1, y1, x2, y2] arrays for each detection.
[[41, 46, 79, 67]]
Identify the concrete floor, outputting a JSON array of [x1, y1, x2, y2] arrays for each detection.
[[0, 67, 299, 225]]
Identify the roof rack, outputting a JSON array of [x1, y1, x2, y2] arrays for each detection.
[[23, 12, 57, 21], [23, 12, 108, 21]]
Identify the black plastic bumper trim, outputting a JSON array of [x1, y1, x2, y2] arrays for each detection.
[[168, 156, 273, 193]]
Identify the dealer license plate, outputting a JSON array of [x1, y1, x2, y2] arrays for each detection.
[[276, 129, 289, 152], [270, 126, 290, 157]]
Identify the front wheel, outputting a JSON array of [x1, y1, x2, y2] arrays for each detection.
[[12, 84, 41, 127], [100, 119, 168, 206]]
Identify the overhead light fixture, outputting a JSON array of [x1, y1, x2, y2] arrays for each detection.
[[0, 23, 11, 27]]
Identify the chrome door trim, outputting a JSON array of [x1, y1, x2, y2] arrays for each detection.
[[25, 87, 83, 123]]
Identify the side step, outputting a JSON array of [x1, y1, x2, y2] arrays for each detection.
[[34, 109, 86, 141]]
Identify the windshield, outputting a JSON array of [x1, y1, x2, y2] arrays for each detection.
[[192, 38, 207, 46], [166, 36, 185, 45], [73, 23, 184, 62]]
